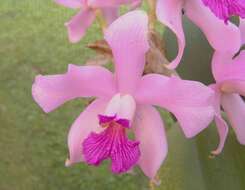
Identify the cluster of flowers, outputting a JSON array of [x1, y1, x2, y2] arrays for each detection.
[[32, 0, 245, 180]]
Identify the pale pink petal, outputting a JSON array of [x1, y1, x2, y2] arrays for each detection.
[[105, 10, 149, 94], [55, 0, 82, 9], [32, 64, 116, 113], [135, 74, 215, 138], [210, 85, 229, 155], [212, 51, 245, 82], [101, 7, 118, 24], [156, 0, 185, 69], [67, 98, 108, 165], [213, 115, 229, 155], [241, 19, 245, 45], [221, 94, 245, 145], [185, 0, 241, 54], [66, 8, 95, 43], [133, 105, 167, 179]]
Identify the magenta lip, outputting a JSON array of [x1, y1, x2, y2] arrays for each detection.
[[83, 118, 140, 174], [98, 114, 130, 128], [116, 118, 130, 128], [98, 114, 116, 125]]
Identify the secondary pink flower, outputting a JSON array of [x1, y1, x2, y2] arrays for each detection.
[[201, 0, 245, 23], [210, 51, 245, 155], [156, 0, 241, 69], [55, 0, 141, 43], [32, 11, 214, 178]]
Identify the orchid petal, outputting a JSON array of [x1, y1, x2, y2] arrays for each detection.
[[241, 19, 245, 45], [213, 115, 229, 155], [210, 85, 229, 155], [156, 0, 185, 69], [212, 51, 245, 82], [55, 0, 82, 9], [67, 98, 108, 166], [221, 94, 245, 145], [185, 0, 241, 54], [66, 8, 95, 43], [101, 7, 118, 24], [105, 10, 149, 94], [135, 74, 214, 138], [133, 105, 167, 179], [32, 64, 116, 113]]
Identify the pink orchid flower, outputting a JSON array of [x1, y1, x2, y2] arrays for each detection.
[[156, 0, 241, 69], [210, 50, 245, 155], [201, 0, 245, 23], [55, 0, 141, 43], [32, 11, 214, 178]]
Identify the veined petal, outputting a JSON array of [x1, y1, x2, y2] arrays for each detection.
[[212, 51, 245, 82], [105, 10, 149, 94], [65, 8, 95, 43], [221, 94, 245, 145], [101, 7, 119, 24], [32, 64, 116, 113], [133, 105, 167, 179], [156, 0, 185, 69], [241, 19, 245, 45], [135, 74, 215, 138], [67, 98, 108, 166], [202, 0, 245, 23], [185, 0, 241, 54], [55, 0, 83, 9], [83, 118, 140, 173]]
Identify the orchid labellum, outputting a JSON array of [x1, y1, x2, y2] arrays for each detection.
[[32, 11, 215, 178], [201, 0, 245, 23]]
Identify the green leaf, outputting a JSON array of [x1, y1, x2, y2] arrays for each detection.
[[158, 123, 245, 190]]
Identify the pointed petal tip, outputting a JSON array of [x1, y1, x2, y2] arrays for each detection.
[[105, 10, 149, 51], [65, 158, 72, 167], [211, 150, 221, 156], [32, 75, 53, 113]]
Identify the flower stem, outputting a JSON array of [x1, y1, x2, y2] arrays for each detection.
[[147, 0, 157, 30], [95, 9, 107, 34]]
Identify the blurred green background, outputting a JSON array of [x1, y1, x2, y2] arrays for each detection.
[[0, 1, 245, 190]]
